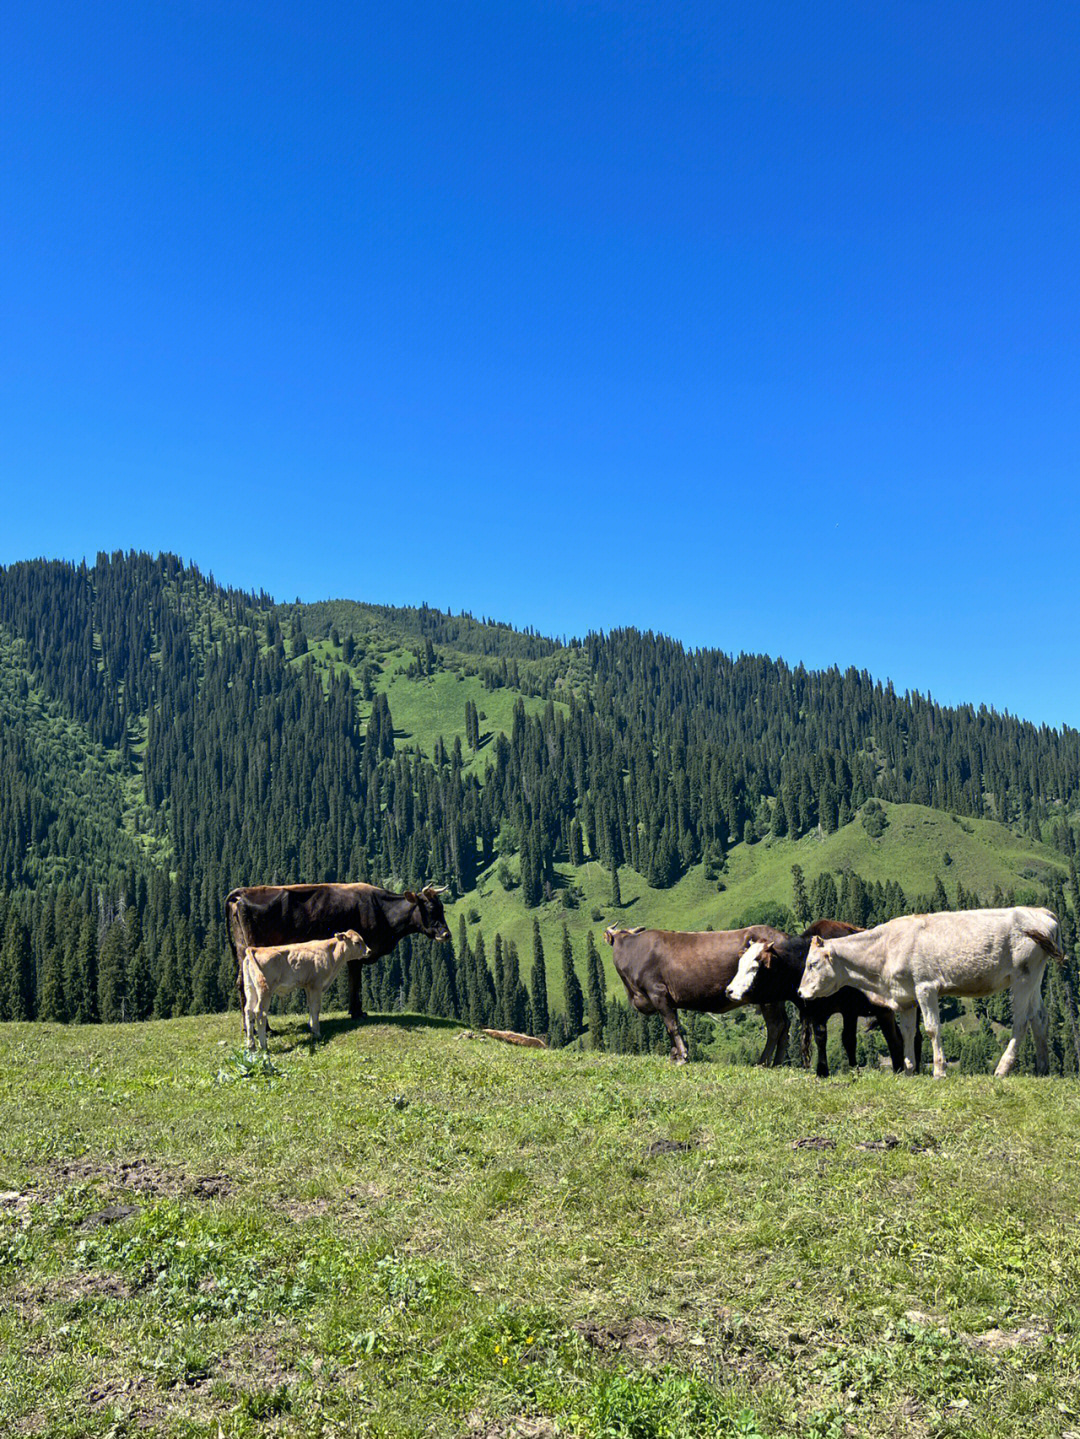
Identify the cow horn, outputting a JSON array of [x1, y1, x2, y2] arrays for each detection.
[[424, 883, 449, 895]]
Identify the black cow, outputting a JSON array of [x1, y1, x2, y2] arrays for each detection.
[[225, 882, 450, 1024]]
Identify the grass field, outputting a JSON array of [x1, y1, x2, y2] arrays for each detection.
[[3, 1015, 1079, 1438]]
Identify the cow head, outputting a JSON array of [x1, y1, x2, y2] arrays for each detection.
[[797, 935, 840, 1001], [405, 885, 451, 941], [334, 929, 372, 961], [726, 939, 772, 1002]]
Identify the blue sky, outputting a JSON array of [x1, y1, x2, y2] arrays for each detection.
[[3, 2, 1078, 726]]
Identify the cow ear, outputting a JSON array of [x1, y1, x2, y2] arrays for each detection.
[[404, 891, 419, 905], [334, 931, 349, 943], [761, 945, 774, 968]]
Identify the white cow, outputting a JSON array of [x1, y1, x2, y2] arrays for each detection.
[[242, 929, 371, 1051], [796, 907, 1063, 1078]]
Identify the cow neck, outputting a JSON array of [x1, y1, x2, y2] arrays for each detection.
[[383, 892, 420, 934], [822, 928, 884, 987]]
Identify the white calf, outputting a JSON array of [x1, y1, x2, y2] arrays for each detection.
[[797, 907, 1062, 1078], [242, 929, 371, 1051]]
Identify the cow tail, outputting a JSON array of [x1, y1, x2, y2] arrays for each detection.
[[800, 1012, 813, 1068], [1022, 927, 1066, 963]]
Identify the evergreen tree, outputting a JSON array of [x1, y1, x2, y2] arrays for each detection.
[[585, 931, 607, 1049], [790, 864, 811, 928], [154, 934, 180, 1019], [529, 919, 549, 1038], [38, 934, 67, 1022], [0, 914, 34, 1021], [561, 924, 584, 1039], [97, 920, 128, 1022]]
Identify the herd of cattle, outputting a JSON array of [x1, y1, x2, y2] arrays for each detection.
[[225, 880, 1065, 1078]]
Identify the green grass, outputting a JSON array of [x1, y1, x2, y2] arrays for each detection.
[[2, 1016, 1079, 1437]]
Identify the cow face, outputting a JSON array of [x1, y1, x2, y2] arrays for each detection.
[[726, 940, 770, 1002], [407, 886, 451, 941], [335, 929, 372, 961], [797, 936, 840, 1000]]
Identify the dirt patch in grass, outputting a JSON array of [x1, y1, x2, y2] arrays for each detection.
[[575, 1315, 686, 1361], [966, 1325, 1046, 1352], [45, 1156, 232, 1202], [280, 1182, 387, 1222], [215, 1331, 300, 1394], [14, 1270, 133, 1322], [465, 1412, 558, 1437]]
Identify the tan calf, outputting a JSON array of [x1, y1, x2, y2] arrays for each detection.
[[242, 929, 371, 1050]]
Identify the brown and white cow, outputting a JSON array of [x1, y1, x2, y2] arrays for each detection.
[[797, 907, 1064, 1078], [242, 929, 372, 1051], [604, 923, 794, 1065]]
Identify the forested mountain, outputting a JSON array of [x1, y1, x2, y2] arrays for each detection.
[[2, 550, 1079, 1072]]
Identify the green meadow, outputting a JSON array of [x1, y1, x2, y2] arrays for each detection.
[[3, 1015, 1078, 1438]]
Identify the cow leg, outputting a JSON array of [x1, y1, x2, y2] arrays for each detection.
[[649, 989, 688, 1064], [914, 985, 947, 1078], [306, 987, 322, 1040], [896, 1006, 920, 1074], [256, 996, 270, 1052], [814, 1019, 830, 1078], [877, 1010, 907, 1074], [996, 971, 1040, 1077], [1029, 993, 1050, 1076], [758, 1003, 789, 1067], [348, 958, 366, 1021], [841, 1011, 858, 1070]]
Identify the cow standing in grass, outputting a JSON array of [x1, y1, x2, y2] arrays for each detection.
[[797, 907, 1064, 1078], [242, 929, 372, 1051], [603, 924, 795, 1065]]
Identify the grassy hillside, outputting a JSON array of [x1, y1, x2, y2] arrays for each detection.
[[2, 1015, 1078, 1437]]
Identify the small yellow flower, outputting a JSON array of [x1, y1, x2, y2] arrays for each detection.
[[526, 1335, 535, 1344], [494, 1345, 500, 1353], [501, 1357, 508, 1366]]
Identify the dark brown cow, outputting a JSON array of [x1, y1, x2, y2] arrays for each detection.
[[225, 882, 451, 1023], [603, 923, 795, 1065], [725, 919, 922, 1075]]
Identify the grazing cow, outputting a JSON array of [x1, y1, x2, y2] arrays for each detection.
[[797, 907, 1064, 1078], [603, 924, 795, 1065], [225, 881, 451, 1025], [242, 929, 371, 1050], [725, 919, 922, 1076]]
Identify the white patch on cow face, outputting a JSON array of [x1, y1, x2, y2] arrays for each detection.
[[727, 941, 766, 1002]]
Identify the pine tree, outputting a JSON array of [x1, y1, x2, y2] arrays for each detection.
[[610, 857, 622, 909], [37, 936, 67, 1022], [0, 914, 34, 1021], [97, 920, 127, 1023], [791, 864, 811, 928], [529, 920, 549, 1038], [585, 931, 607, 1050], [561, 924, 584, 1039], [154, 934, 179, 1019], [70, 915, 98, 1023]]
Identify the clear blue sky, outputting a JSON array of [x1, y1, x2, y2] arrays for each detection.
[[3, 2, 1078, 726]]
